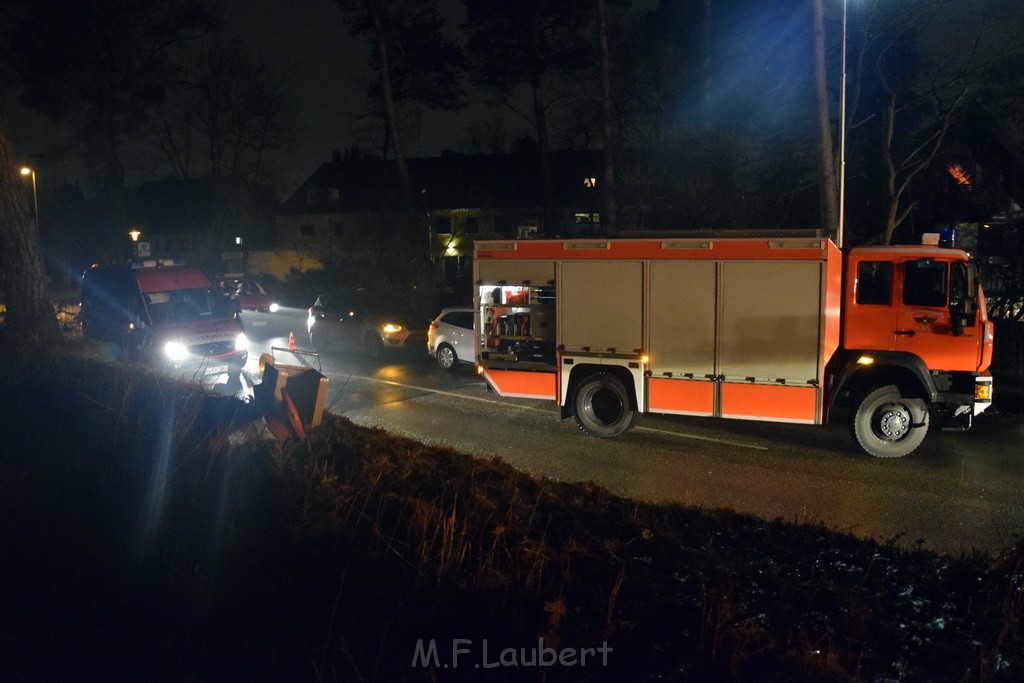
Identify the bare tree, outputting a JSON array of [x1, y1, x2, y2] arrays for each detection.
[[464, 0, 593, 234], [467, 118, 510, 155], [145, 37, 292, 186], [847, 0, 1009, 244], [2, 0, 213, 192], [0, 109, 57, 342], [365, 0, 415, 214], [597, 0, 617, 234], [812, 0, 839, 235]]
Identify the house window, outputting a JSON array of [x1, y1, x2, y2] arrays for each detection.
[[300, 224, 315, 237], [465, 216, 480, 234], [433, 216, 451, 232], [574, 213, 600, 224], [517, 225, 538, 239]]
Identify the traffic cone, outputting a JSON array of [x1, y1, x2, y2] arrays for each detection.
[[288, 331, 297, 351]]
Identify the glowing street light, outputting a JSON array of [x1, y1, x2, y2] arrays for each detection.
[[19, 166, 39, 234], [129, 229, 142, 257]]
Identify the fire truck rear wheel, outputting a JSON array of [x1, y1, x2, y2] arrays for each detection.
[[574, 373, 638, 438], [852, 385, 929, 458]]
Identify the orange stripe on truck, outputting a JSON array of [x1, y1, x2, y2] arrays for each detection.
[[648, 378, 715, 415], [720, 383, 819, 424], [484, 369, 557, 400]]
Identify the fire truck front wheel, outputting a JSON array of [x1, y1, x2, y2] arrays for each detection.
[[573, 373, 638, 438], [852, 385, 929, 458]]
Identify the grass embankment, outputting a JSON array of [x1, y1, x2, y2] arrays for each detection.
[[0, 353, 1022, 681]]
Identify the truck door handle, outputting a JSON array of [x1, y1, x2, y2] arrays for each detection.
[[895, 329, 916, 337]]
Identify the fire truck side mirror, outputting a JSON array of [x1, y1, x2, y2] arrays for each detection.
[[967, 264, 978, 299]]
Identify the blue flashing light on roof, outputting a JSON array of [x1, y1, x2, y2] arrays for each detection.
[[938, 228, 958, 249]]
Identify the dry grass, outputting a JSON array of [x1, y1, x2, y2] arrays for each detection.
[[1, 351, 1022, 681]]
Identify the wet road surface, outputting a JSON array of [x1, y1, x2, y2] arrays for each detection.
[[242, 308, 1024, 556]]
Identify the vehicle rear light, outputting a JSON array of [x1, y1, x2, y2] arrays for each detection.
[[429, 322, 438, 330], [975, 382, 992, 402]]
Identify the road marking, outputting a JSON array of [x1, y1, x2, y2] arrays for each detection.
[[331, 373, 768, 451], [333, 373, 550, 411], [635, 425, 769, 450]]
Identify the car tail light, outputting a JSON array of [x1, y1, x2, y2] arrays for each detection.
[[429, 322, 438, 330]]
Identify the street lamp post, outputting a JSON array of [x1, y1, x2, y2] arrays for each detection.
[[129, 229, 142, 258], [837, 0, 847, 249], [19, 167, 39, 234]]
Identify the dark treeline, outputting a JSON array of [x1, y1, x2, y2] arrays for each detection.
[[2, 0, 1024, 354]]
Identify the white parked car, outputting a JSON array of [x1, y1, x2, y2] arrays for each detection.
[[427, 307, 474, 369]]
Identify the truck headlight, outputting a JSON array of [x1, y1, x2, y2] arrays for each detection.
[[382, 323, 402, 334], [269, 302, 280, 313], [164, 341, 189, 361], [235, 333, 249, 352]]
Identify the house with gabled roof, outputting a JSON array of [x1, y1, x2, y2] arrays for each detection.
[[274, 148, 609, 275]]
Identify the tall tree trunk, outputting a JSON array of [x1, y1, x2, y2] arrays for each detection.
[[366, 0, 421, 287], [597, 0, 617, 234], [0, 109, 57, 343], [367, 0, 414, 215], [812, 0, 840, 235], [531, 10, 557, 235]]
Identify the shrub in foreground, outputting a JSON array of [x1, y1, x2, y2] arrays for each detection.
[[0, 355, 1021, 681]]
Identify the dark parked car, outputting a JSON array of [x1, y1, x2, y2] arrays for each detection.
[[307, 290, 427, 357]]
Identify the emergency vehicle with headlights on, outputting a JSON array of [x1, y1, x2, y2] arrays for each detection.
[[473, 231, 993, 458], [80, 260, 248, 387]]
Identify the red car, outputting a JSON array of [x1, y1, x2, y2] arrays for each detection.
[[217, 276, 279, 313]]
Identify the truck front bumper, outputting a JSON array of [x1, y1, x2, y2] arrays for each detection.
[[972, 374, 993, 416], [934, 374, 992, 431]]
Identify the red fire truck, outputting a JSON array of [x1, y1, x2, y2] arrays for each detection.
[[473, 232, 993, 457]]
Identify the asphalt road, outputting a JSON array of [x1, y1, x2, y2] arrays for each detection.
[[241, 307, 1024, 557]]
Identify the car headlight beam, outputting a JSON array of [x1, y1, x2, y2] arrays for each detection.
[[235, 333, 249, 352], [164, 341, 190, 361], [382, 323, 402, 334]]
